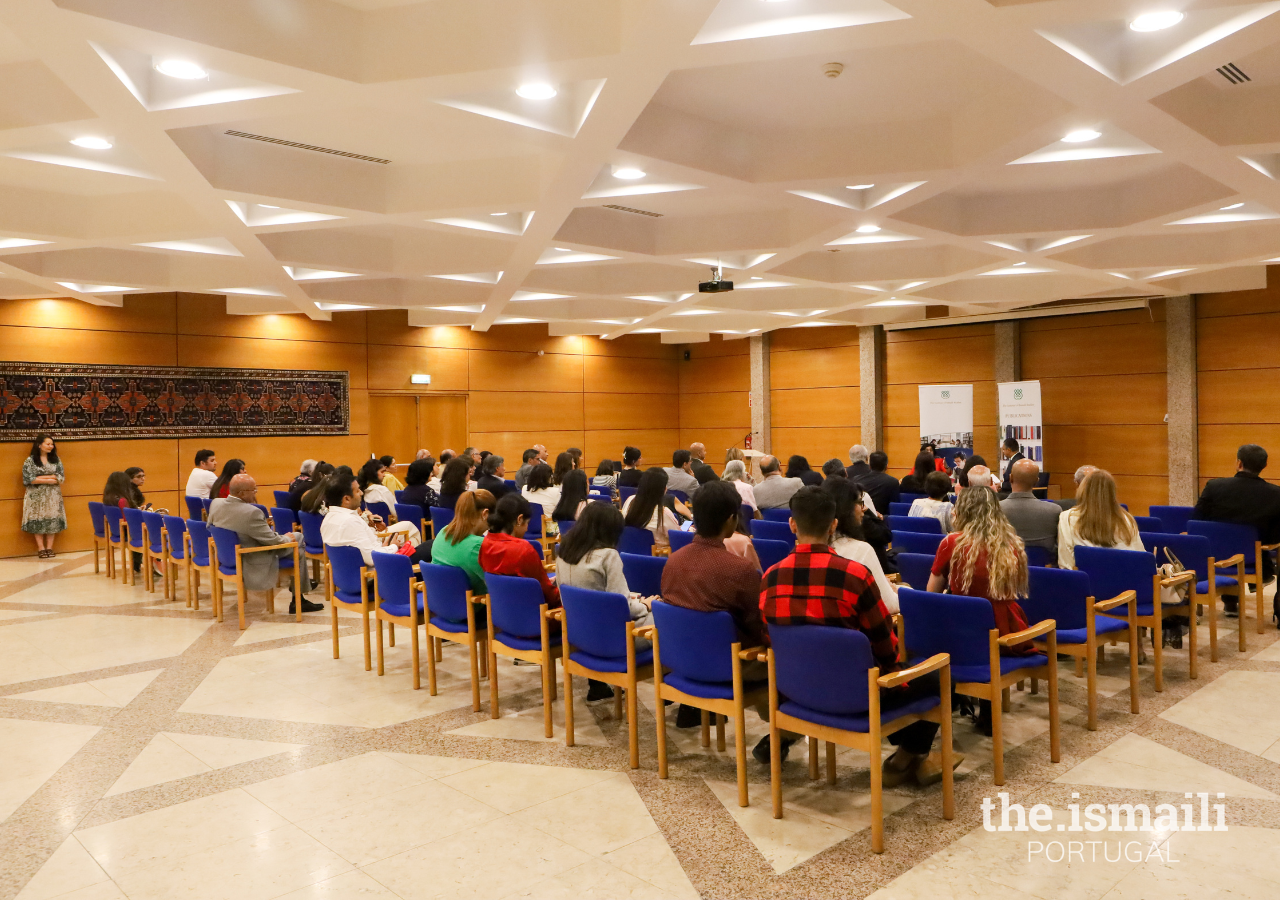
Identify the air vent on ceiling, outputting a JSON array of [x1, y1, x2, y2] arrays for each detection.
[[1217, 63, 1251, 84], [223, 130, 391, 164], [602, 204, 663, 217]]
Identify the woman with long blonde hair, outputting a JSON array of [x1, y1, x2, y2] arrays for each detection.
[[1057, 469, 1143, 569]]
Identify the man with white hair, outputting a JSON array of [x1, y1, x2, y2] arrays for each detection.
[[288, 460, 316, 493], [1057, 465, 1097, 511], [964, 465, 994, 490], [848, 444, 871, 480], [209, 473, 314, 615]]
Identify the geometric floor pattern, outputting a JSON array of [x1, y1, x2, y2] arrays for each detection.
[[3, 553, 1280, 899]]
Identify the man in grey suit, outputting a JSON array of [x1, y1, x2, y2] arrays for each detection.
[[665, 449, 701, 499], [753, 455, 804, 509], [208, 474, 319, 614], [1000, 460, 1061, 558]]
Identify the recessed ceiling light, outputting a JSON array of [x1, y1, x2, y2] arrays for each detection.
[[1220, 203, 1244, 210], [847, 184, 874, 190], [259, 204, 279, 209], [554, 247, 571, 251], [490, 212, 508, 216], [70, 136, 112, 150], [155, 59, 207, 79], [900, 281, 926, 289], [855, 224, 881, 234], [612, 167, 646, 180], [750, 276, 762, 280], [516, 83, 557, 100], [1012, 261, 1027, 266], [1062, 129, 1101, 143], [1129, 11, 1184, 32], [869, 298, 924, 307]]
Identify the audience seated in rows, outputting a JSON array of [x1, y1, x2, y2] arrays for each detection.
[[476, 454, 513, 499], [358, 459, 397, 510], [855, 450, 901, 512], [380, 455, 405, 493], [1056, 465, 1096, 512], [1193, 443, 1280, 587], [400, 458, 439, 509], [288, 460, 315, 494], [622, 468, 682, 550], [185, 449, 218, 499], [822, 459, 847, 481], [430, 491, 495, 593], [963, 465, 994, 490], [437, 458, 474, 513], [592, 460, 617, 491], [208, 458, 245, 501], [513, 448, 540, 492], [824, 478, 898, 612], [754, 455, 803, 509], [689, 442, 716, 486], [1000, 459, 1060, 557], [552, 470, 590, 521], [899, 452, 936, 495], [480, 493, 559, 606], [908, 471, 954, 532], [722, 459, 758, 511], [785, 455, 823, 487], [521, 463, 561, 513]]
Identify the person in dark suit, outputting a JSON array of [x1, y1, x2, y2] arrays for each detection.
[[847, 445, 872, 480], [689, 442, 716, 484], [1192, 445, 1280, 610], [476, 454, 514, 499], [855, 450, 901, 512], [999, 438, 1026, 494]]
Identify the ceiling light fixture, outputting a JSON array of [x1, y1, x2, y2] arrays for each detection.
[[847, 184, 874, 190], [855, 224, 881, 234], [1129, 11, 1184, 32], [1220, 203, 1244, 210], [490, 212, 508, 216], [555, 247, 571, 251], [1062, 129, 1101, 143], [612, 167, 646, 180], [70, 136, 112, 150], [516, 83, 557, 100], [259, 204, 279, 209], [155, 59, 208, 79]]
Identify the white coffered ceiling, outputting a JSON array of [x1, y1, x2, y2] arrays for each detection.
[[1, 0, 1280, 341]]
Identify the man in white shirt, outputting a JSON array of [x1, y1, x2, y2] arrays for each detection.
[[320, 473, 397, 567], [185, 449, 218, 498]]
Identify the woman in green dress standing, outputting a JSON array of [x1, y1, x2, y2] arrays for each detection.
[[23, 433, 66, 558]]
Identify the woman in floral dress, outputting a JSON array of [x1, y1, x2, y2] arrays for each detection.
[[22, 433, 66, 558]]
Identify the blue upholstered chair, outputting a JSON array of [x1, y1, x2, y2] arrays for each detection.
[[526, 502, 549, 556], [371, 552, 424, 689], [739, 505, 754, 535], [1150, 505, 1194, 535], [103, 506, 126, 582], [1021, 567, 1137, 730], [141, 510, 169, 597], [889, 502, 913, 517], [1188, 520, 1271, 642], [273, 490, 292, 508], [395, 504, 428, 540], [87, 502, 110, 576], [163, 516, 194, 608], [556, 519, 576, 540], [766, 624, 954, 850], [899, 492, 926, 505], [619, 486, 638, 504], [620, 552, 665, 598], [886, 514, 943, 535], [668, 489, 688, 504], [122, 507, 147, 588], [898, 587, 1059, 785], [750, 519, 795, 548], [559, 585, 655, 767], [208, 523, 302, 629], [365, 501, 392, 526], [1025, 546, 1053, 568], [430, 507, 455, 542], [894, 552, 935, 592], [185, 496, 205, 520], [1131, 515, 1163, 534], [421, 562, 488, 711], [185, 518, 213, 611], [753, 538, 790, 573], [270, 507, 298, 537], [1074, 545, 1195, 693], [1145, 531, 1237, 661], [651, 601, 767, 806], [484, 573, 563, 737], [618, 526, 656, 557], [667, 529, 694, 554], [201, 498, 213, 518], [762, 508, 791, 522], [325, 544, 373, 671], [892, 530, 944, 556], [297, 510, 327, 587]]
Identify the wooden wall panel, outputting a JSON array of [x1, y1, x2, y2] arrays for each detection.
[[678, 392, 749, 431], [584, 394, 672, 432], [177, 295, 366, 344], [684, 334, 750, 357], [584, 430, 681, 470], [1045, 474, 1167, 516], [365, 345, 469, 392], [582, 333, 676, 359], [884, 383, 998, 428], [679, 354, 750, 393], [771, 344, 860, 390], [468, 431, 586, 468], [469, 349, 583, 392], [770, 427, 860, 469], [1199, 369, 1280, 424], [1197, 312, 1280, 372], [0, 325, 177, 366], [0, 295, 176, 333], [1022, 322, 1165, 378], [770, 325, 861, 351], [1040, 374, 1166, 425], [175, 335, 369, 387], [769, 387, 859, 428], [469, 392, 585, 433], [583, 355, 679, 394], [1199, 425, 1280, 481]]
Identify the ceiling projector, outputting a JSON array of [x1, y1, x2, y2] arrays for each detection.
[[699, 265, 734, 293]]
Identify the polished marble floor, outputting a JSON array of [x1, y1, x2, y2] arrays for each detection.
[[2, 551, 1280, 899]]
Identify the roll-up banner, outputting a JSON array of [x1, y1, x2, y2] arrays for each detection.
[[919, 384, 974, 466], [997, 380, 1043, 467]]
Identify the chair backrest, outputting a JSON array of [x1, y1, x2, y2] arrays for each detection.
[[1025, 545, 1052, 568], [899, 587, 997, 669], [141, 511, 166, 553], [761, 507, 791, 522], [886, 514, 943, 535], [430, 506, 455, 538], [619, 486, 638, 502], [739, 505, 753, 536], [208, 525, 241, 575], [202, 497, 213, 514], [751, 519, 796, 547], [556, 519, 576, 537], [394, 490, 408, 504], [525, 538, 545, 560], [1074, 545, 1156, 606], [651, 600, 737, 683], [892, 529, 944, 555], [1132, 515, 1162, 534], [621, 551, 666, 597], [526, 502, 544, 538], [618, 526, 655, 556], [103, 505, 123, 540], [562, 585, 633, 660], [372, 551, 415, 611], [895, 551, 935, 591], [1187, 519, 1259, 561], [888, 502, 912, 516], [753, 538, 791, 573], [326, 544, 367, 599], [271, 507, 297, 536], [668, 529, 695, 554], [1142, 531, 1211, 583], [505, 479, 517, 489], [185, 496, 205, 519], [668, 489, 688, 503], [486, 572, 548, 639], [88, 501, 107, 538], [395, 504, 426, 531], [421, 562, 473, 622], [273, 490, 292, 508], [186, 519, 212, 566], [366, 501, 392, 522], [298, 510, 325, 553], [1150, 504, 1194, 535], [1022, 566, 1091, 633], [122, 507, 146, 548], [163, 515, 187, 556], [770, 624, 875, 716], [900, 492, 926, 504]]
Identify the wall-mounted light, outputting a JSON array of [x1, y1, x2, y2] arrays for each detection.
[[411, 374, 431, 385]]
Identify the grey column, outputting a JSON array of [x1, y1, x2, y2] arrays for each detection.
[[858, 325, 885, 450], [1166, 295, 1198, 505], [749, 334, 771, 474]]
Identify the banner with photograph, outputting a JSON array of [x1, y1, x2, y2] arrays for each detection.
[[998, 380, 1044, 467], [919, 384, 974, 460]]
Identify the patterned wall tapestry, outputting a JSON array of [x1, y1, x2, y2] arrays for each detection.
[[0, 363, 349, 441]]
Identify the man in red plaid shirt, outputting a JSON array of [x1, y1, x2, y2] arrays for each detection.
[[760, 486, 961, 786]]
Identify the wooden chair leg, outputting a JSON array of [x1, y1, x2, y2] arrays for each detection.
[[715, 714, 726, 752], [376, 617, 385, 676], [1001, 686, 1011, 713], [1208, 595, 1219, 663], [826, 741, 837, 785], [1257, 579, 1265, 635], [627, 673, 639, 770], [541, 651, 554, 739], [869, 732, 883, 853], [808, 736, 819, 780], [700, 709, 710, 748], [1153, 614, 1164, 693], [361, 608, 371, 672], [410, 617, 421, 691], [436, 638, 443, 662], [330, 598, 340, 660], [991, 689, 1005, 786], [389, 621, 395, 647], [489, 646, 500, 720], [613, 687, 622, 720], [479, 640, 488, 678], [1086, 641, 1098, 731], [1030, 677, 1038, 695], [1074, 656, 1084, 678], [564, 668, 575, 747], [466, 637, 480, 710], [1189, 603, 1198, 680], [734, 701, 747, 806], [1129, 627, 1140, 714], [1047, 649, 1060, 764], [770, 718, 783, 820]]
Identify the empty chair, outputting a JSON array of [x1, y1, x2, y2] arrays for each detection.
[[185, 496, 205, 520], [667, 529, 694, 554], [1187, 520, 1273, 640], [899, 587, 1059, 785], [273, 490, 292, 508], [889, 502, 913, 517], [761, 508, 791, 523], [559, 585, 654, 767], [141, 510, 169, 597], [485, 573, 563, 737], [1131, 515, 1163, 534], [894, 551, 935, 592], [366, 500, 392, 524], [88, 501, 111, 577], [185, 519, 214, 611], [751, 519, 796, 548], [621, 551, 666, 598], [271, 507, 298, 536], [1024, 546, 1053, 568], [618, 526, 656, 556], [892, 530, 944, 556], [430, 507, 455, 542], [395, 503, 428, 539], [651, 601, 767, 806], [1150, 505, 1194, 535], [326, 544, 374, 670], [1021, 566, 1138, 730], [766, 623, 954, 850], [163, 516, 194, 609], [297, 510, 327, 586], [208, 524, 302, 629], [1145, 531, 1237, 661], [371, 552, 424, 689], [421, 562, 488, 711], [103, 506, 127, 582], [886, 515, 943, 535], [753, 538, 790, 573]]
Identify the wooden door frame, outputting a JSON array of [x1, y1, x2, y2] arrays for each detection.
[[366, 391, 469, 455]]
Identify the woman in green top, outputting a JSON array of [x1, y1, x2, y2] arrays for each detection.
[[430, 490, 496, 593]]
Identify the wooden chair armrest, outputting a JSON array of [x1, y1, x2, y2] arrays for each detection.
[[878, 652, 949, 688], [546, 608, 564, 621], [1215, 554, 1245, 568], [634, 626, 655, 639], [1094, 590, 1137, 612], [886, 573, 901, 584], [238, 543, 296, 555], [738, 645, 765, 660], [1160, 571, 1195, 588], [998, 618, 1055, 646], [1262, 543, 1280, 552]]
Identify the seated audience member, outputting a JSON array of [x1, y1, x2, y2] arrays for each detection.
[[662, 477, 769, 733], [430, 491, 496, 594], [761, 487, 955, 780], [957, 455, 986, 488], [462, 447, 480, 468], [480, 493, 559, 607], [856, 450, 902, 512], [754, 455, 804, 509], [379, 456, 405, 493], [208, 458, 246, 501], [616, 446, 644, 488], [427, 456, 446, 493], [514, 449, 539, 491], [290, 462, 333, 513], [1000, 459, 1060, 557], [476, 454, 513, 498], [899, 451, 936, 495], [209, 473, 314, 613], [185, 449, 218, 498], [124, 467, 154, 511], [623, 468, 681, 550], [104, 471, 144, 574], [665, 449, 701, 498], [1056, 465, 1096, 512], [320, 470, 409, 566], [289, 460, 316, 493], [964, 465, 994, 490], [1057, 469, 1144, 570], [552, 452, 574, 487], [1192, 444, 1280, 592], [908, 471, 955, 532], [479, 450, 491, 465], [592, 460, 618, 491], [415, 448, 431, 460], [785, 455, 823, 487], [439, 449, 456, 467], [822, 459, 847, 481], [824, 479, 898, 612], [727, 506, 763, 570], [689, 442, 716, 485], [848, 445, 871, 480], [725, 447, 745, 467], [400, 458, 439, 509], [998, 438, 1025, 494], [553, 470, 590, 522], [301, 466, 344, 515], [567, 447, 583, 470], [722, 459, 758, 511], [436, 458, 473, 512], [358, 459, 398, 511], [521, 463, 562, 513]]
